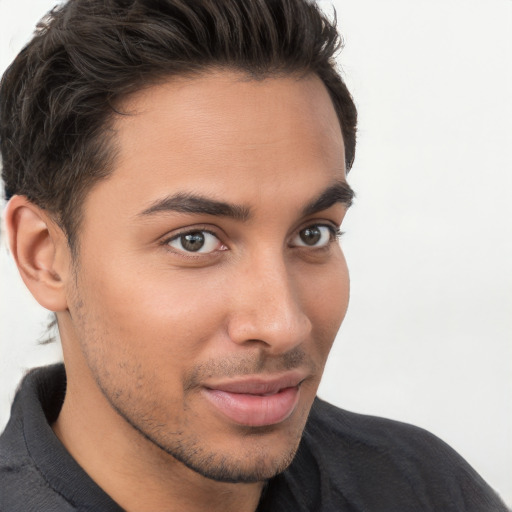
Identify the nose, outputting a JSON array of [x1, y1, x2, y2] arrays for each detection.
[[226, 252, 312, 354]]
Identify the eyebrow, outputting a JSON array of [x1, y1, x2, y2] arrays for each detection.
[[138, 181, 354, 221], [301, 181, 355, 216], [138, 192, 250, 221]]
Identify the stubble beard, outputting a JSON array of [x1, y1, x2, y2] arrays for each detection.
[[133, 417, 305, 483], [81, 343, 315, 484], [68, 280, 317, 484], [99, 381, 311, 484]]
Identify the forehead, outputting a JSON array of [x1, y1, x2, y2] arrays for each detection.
[[116, 71, 342, 135], [83, 71, 346, 218]]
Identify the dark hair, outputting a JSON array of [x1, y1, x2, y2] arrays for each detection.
[[0, 0, 357, 250]]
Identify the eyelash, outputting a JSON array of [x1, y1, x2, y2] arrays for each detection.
[[161, 223, 343, 257], [325, 225, 343, 239], [161, 227, 223, 256], [291, 224, 341, 247]]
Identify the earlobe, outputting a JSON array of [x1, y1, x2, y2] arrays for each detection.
[[5, 195, 70, 312]]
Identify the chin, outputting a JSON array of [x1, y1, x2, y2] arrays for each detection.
[[104, 371, 315, 483], [140, 410, 308, 483], [172, 433, 302, 483]]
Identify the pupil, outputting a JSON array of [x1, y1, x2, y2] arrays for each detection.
[[300, 226, 321, 245], [181, 232, 205, 251]]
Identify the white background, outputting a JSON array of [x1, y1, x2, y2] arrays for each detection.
[[1, 0, 511, 506]]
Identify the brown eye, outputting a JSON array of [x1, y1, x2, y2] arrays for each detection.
[[168, 230, 222, 253], [181, 232, 205, 251], [300, 226, 322, 246], [292, 225, 334, 248]]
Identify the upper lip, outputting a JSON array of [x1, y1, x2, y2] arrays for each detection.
[[204, 371, 308, 395]]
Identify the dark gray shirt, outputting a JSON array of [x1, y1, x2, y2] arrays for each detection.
[[0, 365, 508, 511]]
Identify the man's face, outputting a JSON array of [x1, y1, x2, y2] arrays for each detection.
[[61, 71, 351, 482]]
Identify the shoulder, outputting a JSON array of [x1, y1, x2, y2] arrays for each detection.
[[290, 398, 509, 511], [306, 397, 458, 461], [0, 428, 75, 512], [0, 369, 75, 512]]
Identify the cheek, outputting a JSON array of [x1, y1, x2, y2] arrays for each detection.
[[73, 256, 229, 366], [301, 254, 350, 351], [68, 264, 226, 418]]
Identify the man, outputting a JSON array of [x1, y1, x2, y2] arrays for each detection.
[[0, 0, 507, 511]]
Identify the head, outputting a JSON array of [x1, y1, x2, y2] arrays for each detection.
[[1, 0, 356, 252], [2, 0, 357, 486]]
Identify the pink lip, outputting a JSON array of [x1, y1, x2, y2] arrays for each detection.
[[202, 373, 306, 427]]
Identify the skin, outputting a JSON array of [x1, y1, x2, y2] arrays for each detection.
[[7, 71, 352, 512]]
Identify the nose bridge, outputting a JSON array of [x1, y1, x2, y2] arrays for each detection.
[[227, 248, 312, 351]]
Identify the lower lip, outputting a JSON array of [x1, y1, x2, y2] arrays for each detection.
[[202, 386, 300, 427]]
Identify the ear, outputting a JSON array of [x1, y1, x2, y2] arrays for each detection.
[[5, 195, 71, 312]]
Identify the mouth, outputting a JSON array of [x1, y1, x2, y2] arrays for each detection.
[[201, 373, 306, 427]]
